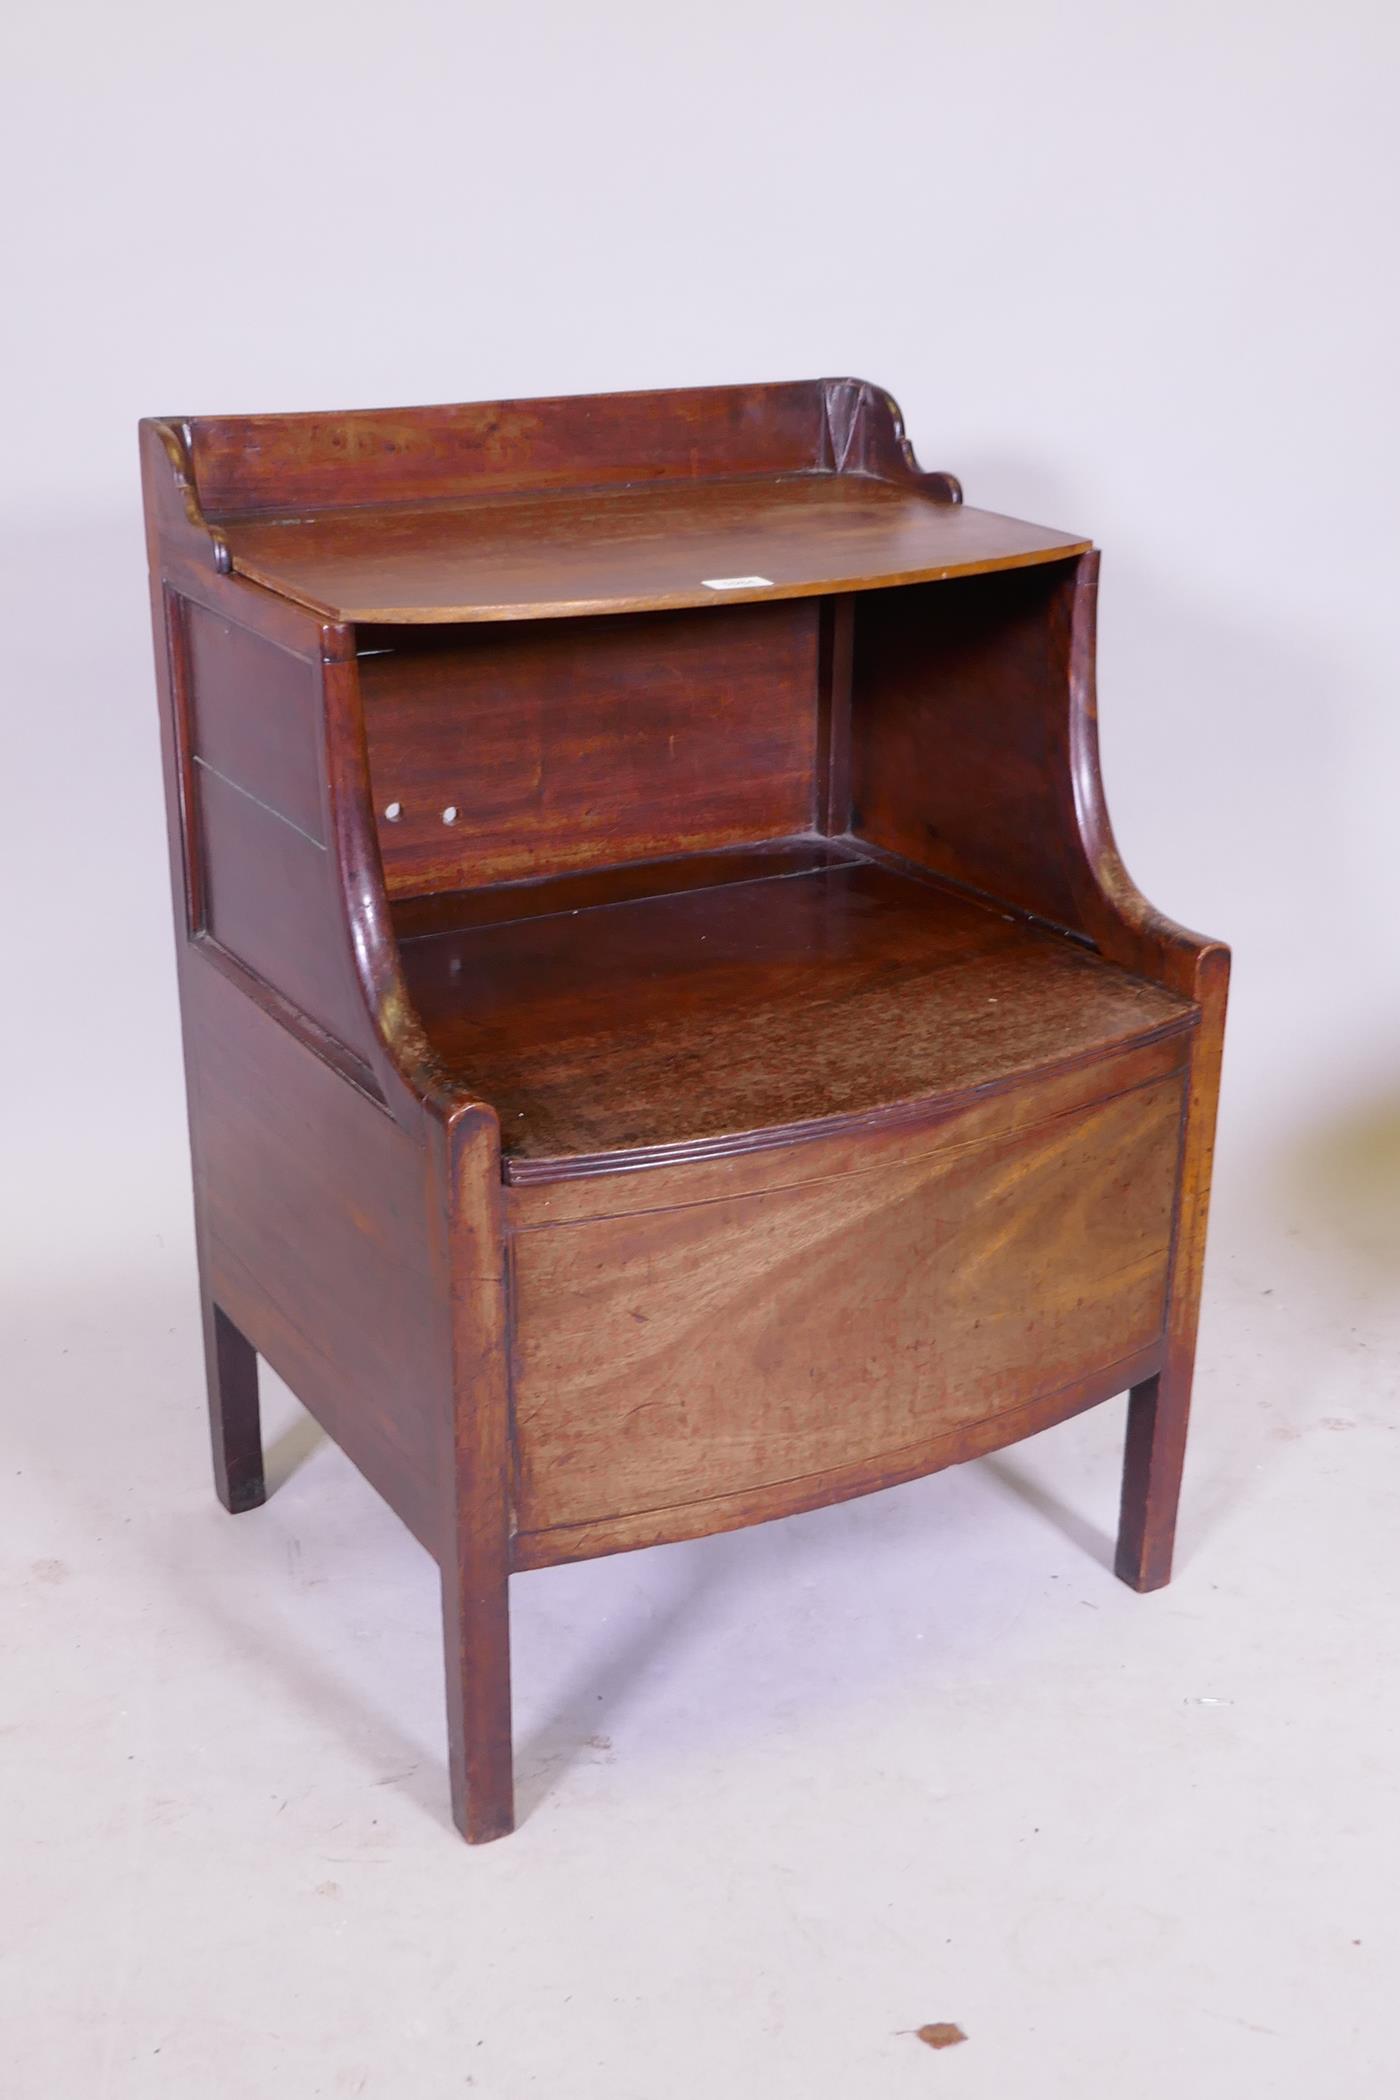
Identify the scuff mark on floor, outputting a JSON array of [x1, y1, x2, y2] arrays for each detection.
[[910, 2022, 967, 2051]]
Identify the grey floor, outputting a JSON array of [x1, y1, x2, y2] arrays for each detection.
[[5, 1115, 1397, 2098]]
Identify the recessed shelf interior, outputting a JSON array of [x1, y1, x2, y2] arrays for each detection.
[[394, 843, 1194, 1175], [352, 563, 1195, 1175]]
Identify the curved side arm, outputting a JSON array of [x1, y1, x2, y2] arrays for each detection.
[[320, 651, 496, 1133], [1064, 552, 1231, 1010]]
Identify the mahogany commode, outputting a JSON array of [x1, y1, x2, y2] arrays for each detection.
[[140, 378, 1229, 1843]]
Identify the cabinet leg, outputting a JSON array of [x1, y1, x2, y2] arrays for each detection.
[[1115, 1370, 1190, 1592], [1116, 954, 1227, 1596], [203, 1300, 264, 1513], [442, 1557, 515, 1843]]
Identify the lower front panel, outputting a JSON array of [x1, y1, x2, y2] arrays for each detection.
[[510, 1073, 1183, 1547]]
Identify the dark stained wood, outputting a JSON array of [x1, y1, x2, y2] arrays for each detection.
[[202, 1302, 263, 1515], [221, 476, 1089, 626], [1115, 948, 1230, 1590], [852, 562, 1092, 930], [194, 763, 375, 1055], [815, 593, 856, 833], [140, 379, 1228, 1845], [360, 601, 821, 894], [437, 1108, 515, 1845], [186, 958, 450, 1557], [514, 1344, 1164, 1571], [187, 379, 836, 517], [503, 1032, 1191, 1231], [182, 377, 960, 523], [391, 836, 852, 941], [512, 1075, 1181, 1539], [847, 547, 1231, 1591], [399, 857, 1196, 1176], [185, 601, 328, 844]]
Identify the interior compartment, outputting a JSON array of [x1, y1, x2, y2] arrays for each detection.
[[351, 563, 1194, 1175], [398, 852, 1193, 1175]]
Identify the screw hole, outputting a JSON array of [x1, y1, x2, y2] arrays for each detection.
[[442, 805, 459, 825], [383, 801, 403, 823]]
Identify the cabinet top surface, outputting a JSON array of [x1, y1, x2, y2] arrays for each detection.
[[221, 474, 1090, 625], [148, 380, 1090, 624]]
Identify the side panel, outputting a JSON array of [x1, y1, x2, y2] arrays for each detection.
[[512, 1073, 1183, 1547], [168, 592, 386, 1075], [185, 601, 328, 842], [186, 959, 449, 1554], [850, 563, 1086, 929]]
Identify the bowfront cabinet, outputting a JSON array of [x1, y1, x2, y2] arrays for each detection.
[[141, 379, 1228, 1842]]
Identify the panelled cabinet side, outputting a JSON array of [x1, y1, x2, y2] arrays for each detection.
[[139, 420, 510, 1581], [139, 418, 465, 1132]]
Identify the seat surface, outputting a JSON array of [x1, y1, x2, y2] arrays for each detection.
[[396, 848, 1197, 1179]]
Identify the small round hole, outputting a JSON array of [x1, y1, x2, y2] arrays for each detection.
[[441, 805, 459, 825], [383, 801, 403, 823]]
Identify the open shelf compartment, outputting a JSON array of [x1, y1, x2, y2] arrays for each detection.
[[395, 839, 1196, 1177]]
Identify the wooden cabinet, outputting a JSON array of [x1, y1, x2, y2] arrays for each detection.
[[141, 378, 1228, 1843]]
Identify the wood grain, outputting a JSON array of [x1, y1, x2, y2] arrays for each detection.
[[186, 959, 449, 1556], [851, 563, 1090, 929], [360, 601, 820, 893], [185, 601, 328, 844], [187, 380, 834, 517], [223, 476, 1088, 625], [502, 1034, 1190, 1230], [390, 837, 851, 941], [513, 1076, 1181, 1539], [436, 1107, 515, 1844], [513, 1345, 1162, 1570], [400, 856, 1195, 1175]]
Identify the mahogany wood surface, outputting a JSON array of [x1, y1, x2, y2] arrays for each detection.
[[140, 379, 1229, 1844], [187, 959, 450, 1557], [222, 475, 1090, 625], [513, 1075, 1181, 1537], [361, 601, 821, 893], [399, 854, 1195, 1176], [502, 1032, 1191, 1231], [512, 1346, 1166, 1572], [187, 379, 862, 515]]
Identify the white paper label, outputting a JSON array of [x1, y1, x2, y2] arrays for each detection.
[[701, 575, 773, 590]]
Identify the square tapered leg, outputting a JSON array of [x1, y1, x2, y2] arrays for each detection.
[[203, 1300, 264, 1514]]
